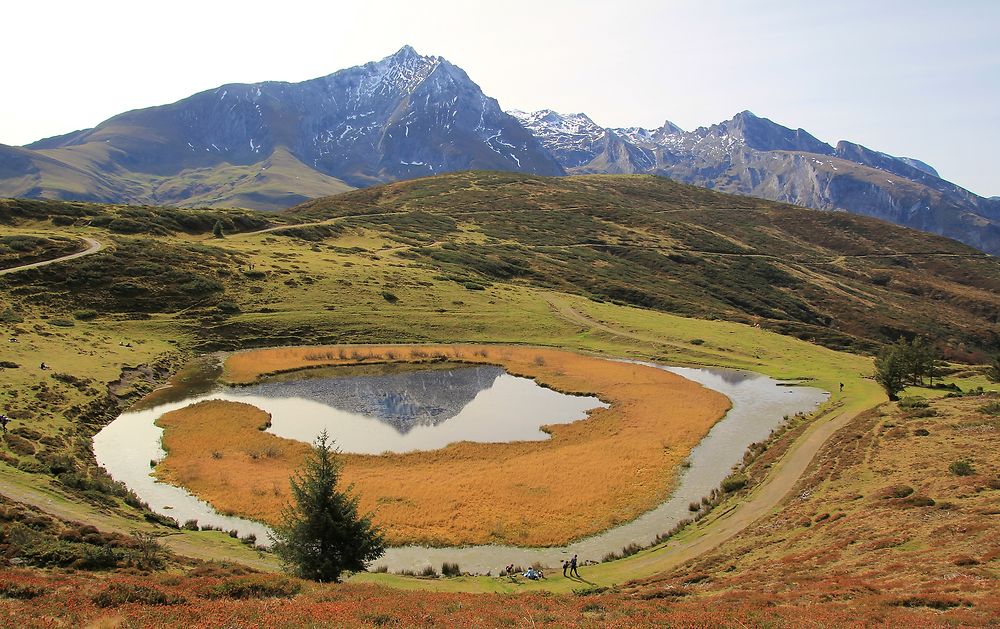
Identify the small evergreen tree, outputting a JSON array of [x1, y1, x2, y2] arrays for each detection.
[[874, 343, 908, 401], [271, 431, 384, 582], [212, 220, 225, 238]]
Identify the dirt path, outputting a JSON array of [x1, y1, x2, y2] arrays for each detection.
[[0, 237, 103, 276], [617, 404, 858, 580]]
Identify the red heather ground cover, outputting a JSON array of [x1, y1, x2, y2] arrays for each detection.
[[1, 569, 997, 628]]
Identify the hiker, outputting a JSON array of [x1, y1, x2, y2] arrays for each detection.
[[523, 567, 540, 580], [505, 563, 515, 577], [840, 382, 844, 392], [562, 559, 569, 577], [39, 362, 48, 370], [0, 415, 8, 432], [570, 554, 580, 578]]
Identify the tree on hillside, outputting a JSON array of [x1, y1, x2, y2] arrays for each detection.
[[988, 355, 1000, 384], [212, 220, 225, 238], [874, 342, 908, 401], [902, 336, 941, 386], [271, 431, 384, 582]]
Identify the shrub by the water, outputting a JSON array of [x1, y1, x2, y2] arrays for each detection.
[[721, 474, 748, 493]]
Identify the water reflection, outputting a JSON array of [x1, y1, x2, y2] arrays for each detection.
[[238, 365, 505, 434]]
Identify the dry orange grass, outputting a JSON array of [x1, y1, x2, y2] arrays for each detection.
[[157, 345, 730, 546]]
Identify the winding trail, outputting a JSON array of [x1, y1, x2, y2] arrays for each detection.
[[0, 237, 103, 275]]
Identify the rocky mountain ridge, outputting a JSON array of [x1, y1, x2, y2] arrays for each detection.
[[1, 46, 997, 254], [512, 109, 1000, 254]]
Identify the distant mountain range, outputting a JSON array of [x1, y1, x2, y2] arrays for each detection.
[[2, 46, 998, 254]]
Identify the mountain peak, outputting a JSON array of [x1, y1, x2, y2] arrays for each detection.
[[723, 111, 833, 155], [392, 44, 421, 59]]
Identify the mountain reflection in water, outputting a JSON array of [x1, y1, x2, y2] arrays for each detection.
[[232, 365, 505, 434]]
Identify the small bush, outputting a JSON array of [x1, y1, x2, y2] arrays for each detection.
[[721, 474, 748, 493], [900, 495, 936, 508], [206, 575, 301, 599], [419, 565, 438, 578], [877, 485, 914, 499], [380, 291, 399, 303], [216, 301, 241, 314], [362, 614, 398, 627], [93, 583, 184, 608], [949, 460, 975, 476], [49, 318, 74, 327], [978, 401, 1000, 416], [892, 595, 970, 610], [441, 562, 461, 577], [72, 309, 98, 321], [0, 582, 44, 599], [913, 428, 930, 436], [898, 397, 929, 409], [689, 338, 705, 345], [182, 519, 199, 531]]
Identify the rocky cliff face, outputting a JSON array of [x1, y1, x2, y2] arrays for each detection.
[[513, 109, 1000, 255]]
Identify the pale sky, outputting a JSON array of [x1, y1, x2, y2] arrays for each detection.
[[3, 0, 998, 196]]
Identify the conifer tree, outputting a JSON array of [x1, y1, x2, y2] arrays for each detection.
[[271, 431, 384, 582]]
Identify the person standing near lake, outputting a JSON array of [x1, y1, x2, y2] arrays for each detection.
[[570, 554, 580, 578]]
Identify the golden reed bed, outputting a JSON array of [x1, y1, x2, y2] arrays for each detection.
[[156, 345, 730, 547]]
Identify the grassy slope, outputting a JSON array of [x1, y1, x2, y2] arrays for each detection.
[[287, 171, 1000, 356], [0, 174, 997, 605]]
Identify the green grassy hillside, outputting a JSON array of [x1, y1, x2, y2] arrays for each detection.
[[289, 172, 999, 354]]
